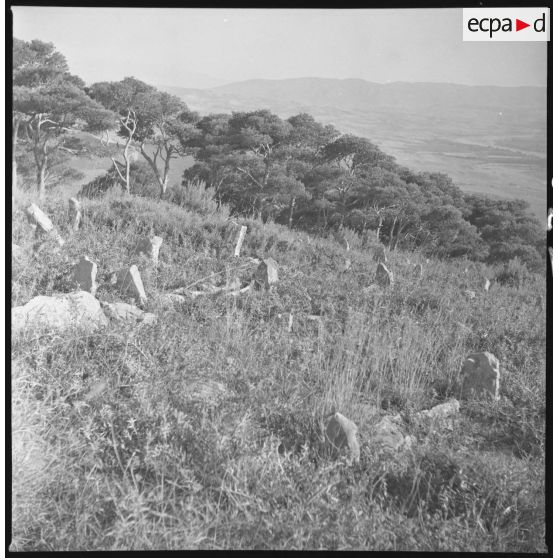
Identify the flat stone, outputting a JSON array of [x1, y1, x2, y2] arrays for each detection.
[[459, 352, 500, 401], [376, 262, 393, 287], [101, 301, 157, 325], [73, 256, 98, 295], [417, 398, 460, 420], [325, 412, 360, 463], [12, 291, 108, 335], [184, 379, 232, 407], [115, 265, 147, 305], [370, 414, 414, 453]]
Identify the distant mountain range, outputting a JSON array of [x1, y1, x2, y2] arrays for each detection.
[[159, 78, 547, 222]]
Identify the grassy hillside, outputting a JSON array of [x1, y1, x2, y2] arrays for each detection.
[[11, 185, 546, 551]]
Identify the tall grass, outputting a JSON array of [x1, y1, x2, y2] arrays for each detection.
[[10, 185, 547, 551]]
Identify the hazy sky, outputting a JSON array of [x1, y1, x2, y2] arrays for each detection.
[[12, 7, 547, 88]]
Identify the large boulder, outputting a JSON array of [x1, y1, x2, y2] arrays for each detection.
[[459, 352, 500, 400], [12, 291, 108, 335], [325, 412, 360, 463]]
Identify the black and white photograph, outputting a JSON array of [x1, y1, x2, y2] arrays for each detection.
[[9, 5, 549, 551]]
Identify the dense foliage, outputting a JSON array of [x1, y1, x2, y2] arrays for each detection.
[[183, 109, 544, 271]]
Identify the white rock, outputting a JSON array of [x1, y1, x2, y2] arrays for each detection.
[[370, 415, 414, 453], [68, 198, 82, 232], [12, 291, 108, 335]]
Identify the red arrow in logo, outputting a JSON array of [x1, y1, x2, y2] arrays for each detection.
[[516, 19, 530, 31]]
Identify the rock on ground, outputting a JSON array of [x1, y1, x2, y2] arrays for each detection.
[[73, 256, 98, 295], [115, 265, 147, 306], [12, 291, 108, 335], [254, 258, 279, 290], [370, 414, 415, 454], [416, 398, 460, 420], [325, 412, 360, 463], [101, 301, 157, 325], [376, 262, 394, 287], [459, 352, 500, 400]]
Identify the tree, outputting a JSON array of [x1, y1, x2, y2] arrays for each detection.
[[88, 78, 199, 196], [13, 38, 114, 198]]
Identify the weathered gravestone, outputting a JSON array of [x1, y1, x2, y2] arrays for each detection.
[[115, 265, 147, 306], [325, 412, 360, 463], [73, 256, 98, 295], [459, 352, 500, 401], [68, 198, 82, 232], [484, 278, 491, 292], [25, 203, 65, 247], [372, 245, 387, 263], [254, 258, 279, 290], [134, 236, 163, 266], [413, 263, 423, 278], [376, 262, 393, 287], [234, 225, 247, 257]]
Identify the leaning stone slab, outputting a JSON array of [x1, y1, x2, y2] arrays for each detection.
[[254, 258, 279, 290], [375, 262, 393, 287], [73, 256, 98, 295], [325, 412, 360, 463], [101, 301, 157, 325], [459, 352, 500, 401], [68, 198, 82, 232], [115, 265, 147, 306], [12, 291, 108, 336], [134, 236, 163, 266], [234, 225, 247, 257], [25, 203, 65, 247]]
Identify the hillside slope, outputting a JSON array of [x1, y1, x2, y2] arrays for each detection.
[[11, 186, 546, 551]]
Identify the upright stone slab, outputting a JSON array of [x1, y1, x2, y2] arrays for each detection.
[[234, 225, 247, 257], [375, 262, 393, 287], [325, 412, 360, 463], [413, 263, 423, 278], [484, 278, 491, 292], [134, 236, 163, 266], [68, 198, 82, 232], [116, 265, 147, 306], [25, 203, 65, 246], [73, 256, 98, 295], [254, 258, 279, 290], [459, 352, 500, 401], [372, 245, 387, 263]]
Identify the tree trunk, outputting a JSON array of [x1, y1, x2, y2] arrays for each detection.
[[37, 160, 47, 200]]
